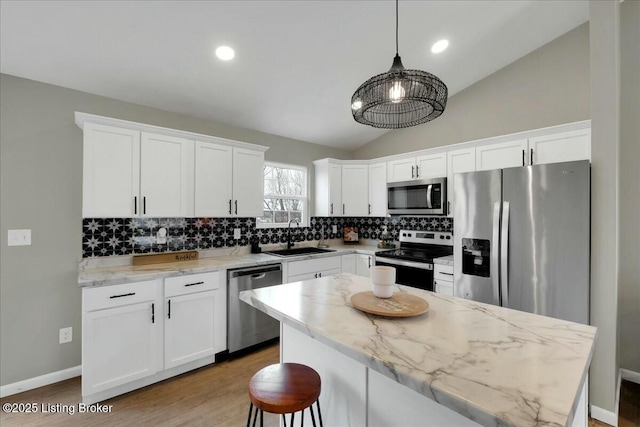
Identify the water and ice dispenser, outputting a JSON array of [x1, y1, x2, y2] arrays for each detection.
[[461, 238, 491, 277]]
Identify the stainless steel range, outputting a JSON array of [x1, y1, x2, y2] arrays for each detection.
[[375, 230, 453, 292]]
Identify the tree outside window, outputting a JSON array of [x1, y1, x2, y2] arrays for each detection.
[[257, 163, 307, 227]]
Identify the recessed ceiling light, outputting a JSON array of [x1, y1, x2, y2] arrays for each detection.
[[431, 39, 449, 54], [215, 46, 235, 61]]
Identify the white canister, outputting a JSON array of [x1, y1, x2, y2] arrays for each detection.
[[371, 266, 396, 298]]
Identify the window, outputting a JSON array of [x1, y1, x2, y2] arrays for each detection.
[[257, 162, 308, 227]]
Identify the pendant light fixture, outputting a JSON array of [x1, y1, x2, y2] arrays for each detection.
[[351, 0, 448, 129]]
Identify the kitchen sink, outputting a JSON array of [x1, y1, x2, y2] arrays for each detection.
[[264, 247, 336, 257]]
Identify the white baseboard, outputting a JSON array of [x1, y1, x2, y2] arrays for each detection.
[[0, 366, 81, 398], [620, 369, 640, 384], [590, 405, 618, 426]]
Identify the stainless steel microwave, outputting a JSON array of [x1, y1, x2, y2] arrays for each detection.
[[387, 177, 447, 215]]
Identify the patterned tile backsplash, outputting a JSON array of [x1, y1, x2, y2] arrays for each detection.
[[82, 216, 453, 258]]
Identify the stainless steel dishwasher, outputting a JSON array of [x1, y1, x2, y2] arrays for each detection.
[[227, 264, 282, 353]]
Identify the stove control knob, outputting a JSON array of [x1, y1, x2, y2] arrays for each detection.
[[408, 233, 412, 237], [440, 235, 444, 239]]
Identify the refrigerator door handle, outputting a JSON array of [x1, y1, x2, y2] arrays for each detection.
[[491, 202, 501, 306], [426, 184, 433, 208], [500, 201, 510, 307]]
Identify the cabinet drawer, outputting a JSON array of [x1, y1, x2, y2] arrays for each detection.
[[83, 279, 161, 312], [434, 264, 454, 282], [164, 272, 219, 298], [288, 256, 342, 277], [288, 267, 342, 284], [434, 280, 454, 296]]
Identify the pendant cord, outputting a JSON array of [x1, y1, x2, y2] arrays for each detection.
[[395, 0, 399, 55]]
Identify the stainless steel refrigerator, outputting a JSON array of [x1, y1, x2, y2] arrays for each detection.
[[453, 160, 590, 324]]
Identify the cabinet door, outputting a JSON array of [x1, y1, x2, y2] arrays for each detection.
[[341, 165, 368, 216], [232, 148, 264, 217], [165, 290, 218, 369], [434, 280, 454, 296], [328, 163, 342, 216], [82, 123, 140, 218], [447, 147, 476, 217], [415, 153, 447, 179], [82, 301, 161, 395], [529, 128, 591, 165], [194, 142, 233, 217], [355, 254, 373, 277], [140, 132, 194, 217], [476, 139, 528, 171], [342, 254, 357, 274], [368, 163, 387, 216], [387, 157, 416, 182]]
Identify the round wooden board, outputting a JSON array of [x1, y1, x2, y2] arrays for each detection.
[[350, 291, 429, 317]]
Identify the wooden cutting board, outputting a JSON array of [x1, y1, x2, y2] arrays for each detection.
[[350, 291, 429, 317], [132, 251, 199, 266]]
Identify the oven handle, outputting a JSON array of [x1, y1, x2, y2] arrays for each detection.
[[376, 257, 433, 271]]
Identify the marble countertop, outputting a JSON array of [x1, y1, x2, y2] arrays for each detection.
[[78, 243, 384, 287], [240, 273, 597, 427], [433, 254, 454, 266]]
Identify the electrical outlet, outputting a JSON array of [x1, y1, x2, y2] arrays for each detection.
[[8, 229, 31, 246], [233, 228, 241, 239], [332, 225, 337, 233], [59, 327, 72, 344]]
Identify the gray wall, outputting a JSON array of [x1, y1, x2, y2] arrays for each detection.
[[0, 74, 351, 386], [618, 0, 640, 375], [353, 23, 590, 159]]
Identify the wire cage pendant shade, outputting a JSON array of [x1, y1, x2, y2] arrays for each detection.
[[351, 2, 448, 129]]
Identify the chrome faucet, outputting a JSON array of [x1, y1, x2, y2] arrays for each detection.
[[287, 219, 300, 250]]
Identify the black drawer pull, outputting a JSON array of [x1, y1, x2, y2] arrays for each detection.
[[185, 281, 204, 287], [151, 303, 155, 323], [168, 299, 171, 319], [440, 272, 453, 276], [110, 292, 136, 299]]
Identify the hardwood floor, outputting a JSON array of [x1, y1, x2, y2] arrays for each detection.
[[1, 343, 637, 427]]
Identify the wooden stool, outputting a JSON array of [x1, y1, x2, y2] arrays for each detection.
[[247, 363, 323, 427]]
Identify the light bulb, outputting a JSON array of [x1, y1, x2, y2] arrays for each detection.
[[351, 100, 363, 110], [389, 81, 405, 103], [215, 46, 235, 61], [431, 39, 449, 54]]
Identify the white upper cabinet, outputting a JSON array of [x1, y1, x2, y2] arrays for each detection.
[[195, 143, 264, 217], [368, 162, 387, 216], [82, 123, 140, 218], [475, 139, 529, 171], [232, 147, 265, 217], [342, 164, 368, 216], [313, 159, 342, 216], [528, 128, 591, 165], [415, 153, 447, 179], [194, 142, 233, 217], [140, 132, 194, 217], [387, 153, 447, 182]]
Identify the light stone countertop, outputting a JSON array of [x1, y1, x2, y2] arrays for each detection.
[[78, 243, 385, 287], [433, 254, 454, 266], [240, 273, 597, 427]]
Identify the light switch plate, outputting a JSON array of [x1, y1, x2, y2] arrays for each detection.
[[332, 225, 337, 233], [8, 229, 31, 246], [233, 228, 241, 239]]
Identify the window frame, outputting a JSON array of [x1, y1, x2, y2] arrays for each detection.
[[256, 161, 309, 229]]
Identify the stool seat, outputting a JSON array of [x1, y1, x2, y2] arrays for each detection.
[[249, 363, 321, 415]]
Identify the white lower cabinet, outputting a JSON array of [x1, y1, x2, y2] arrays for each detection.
[[356, 254, 373, 277], [341, 254, 357, 274], [82, 272, 226, 403], [286, 256, 342, 283], [434, 264, 454, 296]]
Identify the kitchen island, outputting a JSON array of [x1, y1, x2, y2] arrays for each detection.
[[240, 273, 596, 427]]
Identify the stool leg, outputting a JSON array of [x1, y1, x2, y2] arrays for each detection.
[[290, 411, 295, 426], [252, 407, 259, 427], [260, 409, 264, 427], [316, 400, 323, 427], [247, 403, 253, 427], [282, 414, 288, 427], [309, 404, 317, 427], [301, 408, 304, 427]]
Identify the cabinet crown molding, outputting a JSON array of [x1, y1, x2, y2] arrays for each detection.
[[75, 112, 269, 153]]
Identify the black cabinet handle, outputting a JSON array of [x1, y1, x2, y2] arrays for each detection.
[[234, 200, 238, 215], [441, 272, 453, 276], [343, 204, 345, 215], [143, 196, 146, 215], [185, 281, 204, 287], [314, 273, 318, 278], [522, 149, 525, 166], [368, 204, 371, 215], [416, 165, 419, 178], [411, 165, 415, 178], [229, 199, 232, 215], [134, 196, 138, 215], [168, 300, 171, 319], [110, 292, 135, 299], [319, 272, 322, 277], [330, 203, 333, 215], [368, 257, 371, 268], [530, 148, 534, 165], [448, 201, 451, 215], [151, 303, 155, 323]]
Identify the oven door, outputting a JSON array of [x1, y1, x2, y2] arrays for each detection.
[[387, 178, 446, 215], [375, 258, 434, 292]]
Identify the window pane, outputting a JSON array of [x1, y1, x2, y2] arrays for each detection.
[[259, 164, 307, 227]]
